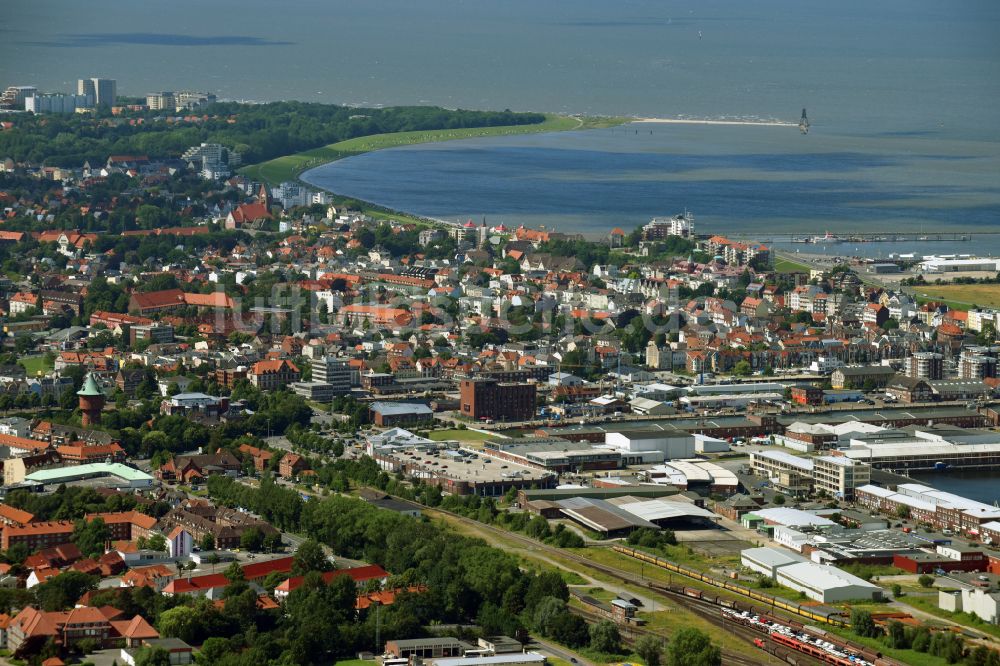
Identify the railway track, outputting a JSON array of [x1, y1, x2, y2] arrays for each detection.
[[427, 507, 829, 666], [568, 598, 783, 666]]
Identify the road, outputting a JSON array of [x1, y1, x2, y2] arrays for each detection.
[[526, 635, 593, 666]]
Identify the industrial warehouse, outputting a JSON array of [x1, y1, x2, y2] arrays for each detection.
[[741, 547, 884, 603], [555, 495, 718, 537]]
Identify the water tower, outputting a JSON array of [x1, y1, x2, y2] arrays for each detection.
[[78, 373, 105, 426]]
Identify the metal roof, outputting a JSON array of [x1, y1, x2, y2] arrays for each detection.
[[752, 508, 836, 528], [370, 401, 433, 416], [741, 546, 807, 569], [612, 498, 717, 523], [557, 496, 658, 532], [777, 561, 881, 592], [26, 462, 153, 483]]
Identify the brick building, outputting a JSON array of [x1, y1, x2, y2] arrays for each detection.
[[85, 511, 157, 542], [459, 378, 536, 422], [1, 521, 75, 551]]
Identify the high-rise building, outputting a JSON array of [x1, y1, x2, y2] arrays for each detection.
[[905, 352, 943, 380], [78, 78, 116, 107], [643, 213, 694, 240], [960, 346, 998, 380], [175, 91, 217, 109], [146, 91, 176, 110], [311, 356, 351, 394], [180, 142, 242, 179], [0, 86, 38, 110], [25, 93, 94, 114]]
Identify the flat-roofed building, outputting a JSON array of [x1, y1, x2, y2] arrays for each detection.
[[813, 455, 870, 500], [750, 450, 814, 497], [428, 655, 547, 666], [385, 637, 476, 659], [484, 438, 620, 472], [741, 546, 808, 578]]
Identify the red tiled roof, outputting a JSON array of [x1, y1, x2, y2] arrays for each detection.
[[0, 503, 34, 525], [0, 433, 49, 452], [86, 510, 157, 531], [274, 564, 389, 594]]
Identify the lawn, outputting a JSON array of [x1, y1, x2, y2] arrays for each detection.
[[773, 255, 813, 273], [335, 660, 376, 666], [912, 283, 1000, 310], [240, 114, 624, 185], [19, 355, 53, 376], [427, 429, 497, 442]]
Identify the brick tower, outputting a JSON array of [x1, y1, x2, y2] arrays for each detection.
[[78, 373, 104, 426]]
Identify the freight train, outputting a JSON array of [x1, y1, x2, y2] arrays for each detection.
[[613, 545, 849, 627]]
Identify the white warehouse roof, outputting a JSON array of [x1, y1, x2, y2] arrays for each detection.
[[612, 498, 718, 523], [751, 508, 836, 528], [777, 561, 882, 593], [741, 546, 807, 570]]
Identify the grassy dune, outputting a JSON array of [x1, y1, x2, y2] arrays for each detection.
[[913, 283, 1000, 310], [240, 114, 624, 185]]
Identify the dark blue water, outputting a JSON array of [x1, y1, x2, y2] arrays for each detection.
[[909, 472, 1000, 506], [303, 122, 1000, 237]]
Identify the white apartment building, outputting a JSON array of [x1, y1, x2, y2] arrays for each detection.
[[813, 455, 870, 500]]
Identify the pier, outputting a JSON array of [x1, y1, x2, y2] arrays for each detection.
[[766, 231, 995, 244]]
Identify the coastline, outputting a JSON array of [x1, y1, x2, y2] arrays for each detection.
[[240, 113, 626, 228], [240, 113, 626, 185]]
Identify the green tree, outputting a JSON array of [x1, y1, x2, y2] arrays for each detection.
[[635, 635, 665, 666], [918, 574, 935, 588], [911, 626, 931, 652], [851, 608, 880, 638], [293, 538, 331, 575], [135, 646, 172, 666], [73, 517, 111, 558], [732, 360, 752, 376], [589, 619, 622, 654], [240, 526, 265, 552], [886, 620, 909, 649], [35, 571, 98, 611], [667, 628, 721, 666], [146, 533, 167, 552], [199, 533, 215, 552], [532, 596, 566, 636], [548, 612, 589, 648], [224, 561, 245, 583]]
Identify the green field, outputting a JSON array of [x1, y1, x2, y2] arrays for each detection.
[[19, 355, 53, 376], [913, 283, 1000, 310], [427, 429, 497, 442]]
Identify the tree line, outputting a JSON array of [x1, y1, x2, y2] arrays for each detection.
[[0, 102, 546, 167]]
